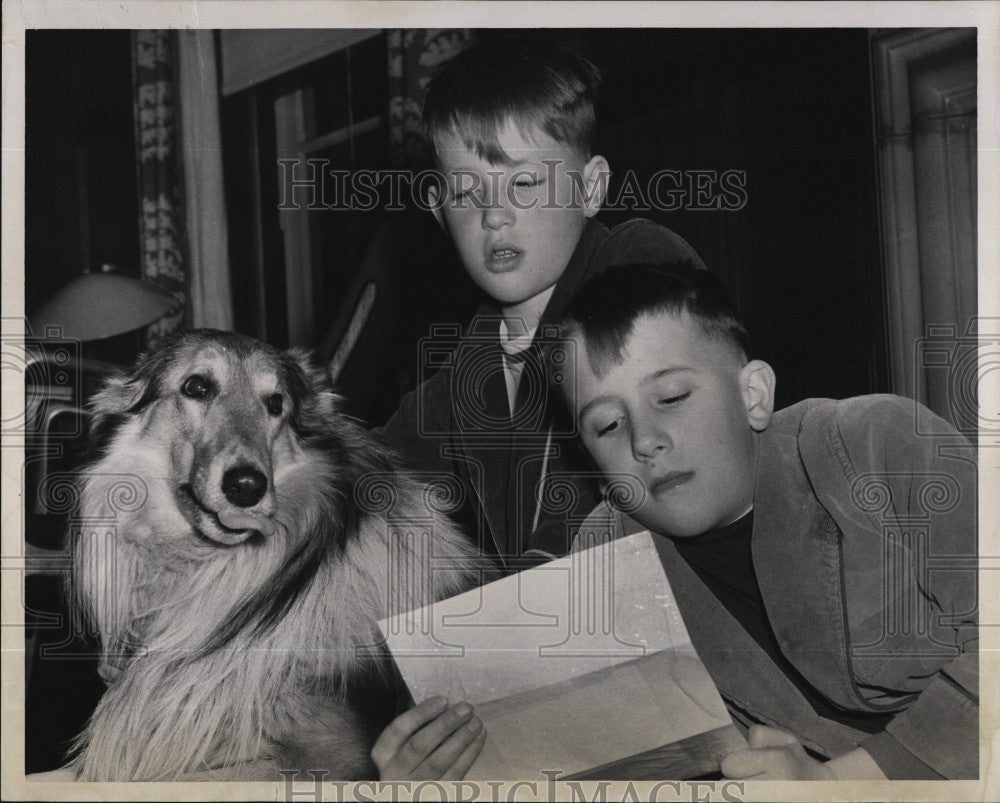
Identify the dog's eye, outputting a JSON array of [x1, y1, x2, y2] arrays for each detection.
[[265, 393, 283, 416], [181, 375, 212, 399]]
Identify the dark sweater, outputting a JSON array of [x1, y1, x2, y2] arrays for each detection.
[[377, 217, 706, 570]]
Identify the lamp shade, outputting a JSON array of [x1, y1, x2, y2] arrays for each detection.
[[31, 269, 180, 341]]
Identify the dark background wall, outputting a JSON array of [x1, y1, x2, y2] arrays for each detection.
[[25, 31, 139, 773], [581, 29, 886, 410], [25, 30, 143, 366]]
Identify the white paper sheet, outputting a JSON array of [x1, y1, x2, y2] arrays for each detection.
[[379, 531, 739, 779]]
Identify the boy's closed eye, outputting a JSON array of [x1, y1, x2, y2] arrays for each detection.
[[512, 173, 544, 188], [595, 417, 623, 438], [581, 408, 628, 439], [584, 390, 692, 439], [509, 172, 547, 202], [657, 390, 692, 406], [581, 407, 625, 439], [448, 174, 543, 205]]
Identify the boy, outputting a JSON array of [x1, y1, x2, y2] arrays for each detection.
[[377, 36, 706, 570], [555, 264, 978, 780]]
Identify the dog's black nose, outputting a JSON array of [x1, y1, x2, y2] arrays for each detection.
[[222, 467, 268, 508]]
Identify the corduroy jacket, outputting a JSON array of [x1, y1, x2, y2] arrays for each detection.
[[576, 395, 978, 779]]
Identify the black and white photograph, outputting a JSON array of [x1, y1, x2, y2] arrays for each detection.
[[2, 2, 997, 801]]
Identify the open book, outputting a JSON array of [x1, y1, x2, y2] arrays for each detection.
[[378, 531, 745, 780]]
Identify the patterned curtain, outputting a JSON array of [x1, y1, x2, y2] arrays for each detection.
[[132, 30, 187, 345], [387, 29, 474, 169]]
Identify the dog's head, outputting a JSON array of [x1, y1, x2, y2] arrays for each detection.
[[87, 329, 338, 546]]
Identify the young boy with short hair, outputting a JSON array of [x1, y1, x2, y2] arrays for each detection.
[[377, 36, 706, 571], [372, 38, 708, 776], [554, 264, 978, 780]]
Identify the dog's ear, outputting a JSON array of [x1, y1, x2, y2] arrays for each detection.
[[87, 347, 167, 449], [286, 348, 333, 393], [87, 372, 144, 450], [283, 348, 342, 430]]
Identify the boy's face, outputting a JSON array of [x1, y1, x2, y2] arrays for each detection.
[[569, 311, 775, 538], [428, 121, 607, 320]]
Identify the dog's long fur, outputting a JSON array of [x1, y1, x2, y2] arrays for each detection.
[[69, 330, 481, 781]]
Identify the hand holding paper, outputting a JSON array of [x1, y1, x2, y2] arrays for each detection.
[[371, 697, 487, 780]]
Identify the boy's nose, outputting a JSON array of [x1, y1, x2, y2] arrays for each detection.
[[631, 421, 673, 461], [481, 201, 515, 230]]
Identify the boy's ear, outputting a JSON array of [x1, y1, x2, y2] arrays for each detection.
[[426, 182, 446, 230], [740, 359, 776, 432], [581, 154, 610, 218]]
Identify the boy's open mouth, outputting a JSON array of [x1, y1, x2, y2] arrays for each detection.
[[485, 245, 523, 273]]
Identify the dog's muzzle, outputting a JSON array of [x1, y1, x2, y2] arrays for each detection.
[[179, 482, 279, 545]]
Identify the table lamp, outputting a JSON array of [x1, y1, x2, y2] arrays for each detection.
[[30, 263, 180, 341]]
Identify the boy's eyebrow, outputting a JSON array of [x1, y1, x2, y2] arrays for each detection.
[[578, 394, 619, 421], [444, 156, 536, 176], [640, 367, 694, 385]]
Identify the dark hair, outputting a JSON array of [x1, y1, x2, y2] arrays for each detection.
[[422, 35, 600, 165], [557, 264, 752, 379]]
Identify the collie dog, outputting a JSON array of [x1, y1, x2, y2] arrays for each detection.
[[68, 330, 481, 781]]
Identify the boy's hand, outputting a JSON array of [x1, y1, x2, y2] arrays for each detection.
[[371, 696, 486, 780], [721, 725, 835, 781]]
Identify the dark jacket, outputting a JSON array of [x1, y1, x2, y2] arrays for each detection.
[[577, 395, 978, 779], [376, 217, 705, 570]]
